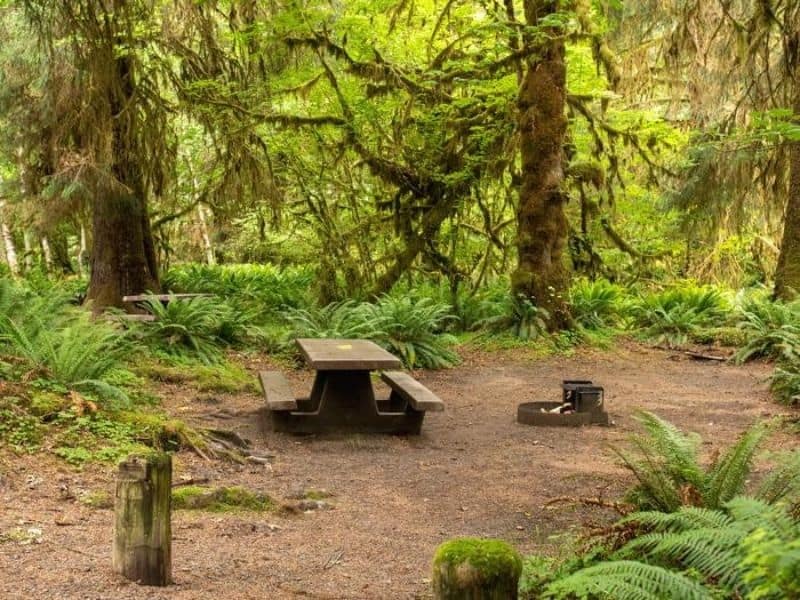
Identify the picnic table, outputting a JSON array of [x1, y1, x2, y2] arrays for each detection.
[[259, 338, 444, 434]]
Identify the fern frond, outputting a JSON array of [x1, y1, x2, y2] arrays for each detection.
[[544, 560, 711, 600], [756, 451, 800, 504], [705, 423, 769, 507]]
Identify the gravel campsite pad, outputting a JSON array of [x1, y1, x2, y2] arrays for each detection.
[[0, 342, 794, 599]]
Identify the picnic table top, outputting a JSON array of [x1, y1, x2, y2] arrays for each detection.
[[295, 338, 402, 371], [122, 293, 214, 303]]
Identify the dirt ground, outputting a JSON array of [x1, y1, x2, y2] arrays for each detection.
[[0, 342, 795, 599]]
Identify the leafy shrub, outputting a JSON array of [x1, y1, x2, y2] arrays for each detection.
[[0, 397, 43, 453], [136, 296, 241, 364], [476, 294, 550, 340], [733, 294, 800, 364], [770, 363, 800, 405], [629, 284, 730, 346], [284, 300, 383, 340], [0, 281, 133, 403], [615, 412, 789, 511], [373, 294, 459, 368], [163, 263, 313, 320], [570, 279, 624, 330], [284, 295, 459, 369]]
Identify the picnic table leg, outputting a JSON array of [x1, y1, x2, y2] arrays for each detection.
[[313, 370, 379, 424]]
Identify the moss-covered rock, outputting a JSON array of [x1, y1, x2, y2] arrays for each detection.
[[432, 538, 522, 600], [171, 485, 274, 512]]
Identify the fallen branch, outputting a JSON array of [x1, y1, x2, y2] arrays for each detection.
[[544, 496, 633, 516]]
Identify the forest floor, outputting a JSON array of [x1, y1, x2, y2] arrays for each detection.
[[0, 341, 796, 599]]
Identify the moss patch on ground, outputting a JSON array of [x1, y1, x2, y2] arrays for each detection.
[[172, 485, 275, 512]]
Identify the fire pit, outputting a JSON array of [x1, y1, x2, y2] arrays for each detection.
[[517, 380, 609, 427]]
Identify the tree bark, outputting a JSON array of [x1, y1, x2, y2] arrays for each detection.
[[197, 204, 216, 266], [511, 0, 571, 328], [0, 201, 19, 277], [774, 86, 800, 300], [23, 229, 34, 272], [85, 51, 159, 312]]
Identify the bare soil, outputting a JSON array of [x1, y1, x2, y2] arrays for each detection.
[[0, 342, 795, 599]]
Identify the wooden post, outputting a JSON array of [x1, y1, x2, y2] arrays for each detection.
[[432, 538, 522, 600], [112, 452, 172, 586]]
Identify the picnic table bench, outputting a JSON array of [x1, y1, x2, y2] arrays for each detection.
[[121, 293, 214, 304], [259, 338, 444, 434], [118, 293, 215, 322]]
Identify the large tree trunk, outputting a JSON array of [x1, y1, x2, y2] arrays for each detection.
[[774, 88, 800, 300], [511, 0, 571, 328], [85, 51, 159, 312], [86, 190, 159, 311]]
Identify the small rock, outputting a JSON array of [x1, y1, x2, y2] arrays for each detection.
[[297, 499, 330, 511]]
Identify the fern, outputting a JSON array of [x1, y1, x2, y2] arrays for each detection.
[[549, 498, 800, 600], [544, 560, 711, 599], [704, 422, 769, 507], [615, 413, 795, 512]]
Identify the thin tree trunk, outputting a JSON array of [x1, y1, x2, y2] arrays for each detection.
[[511, 0, 571, 328], [197, 204, 216, 266], [78, 223, 88, 278], [41, 237, 52, 271], [23, 230, 34, 272], [774, 88, 800, 300], [0, 202, 19, 277]]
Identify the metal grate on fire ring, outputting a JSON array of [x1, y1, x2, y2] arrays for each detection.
[[517, 380, 609, 427]]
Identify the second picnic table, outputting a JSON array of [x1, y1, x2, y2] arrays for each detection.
[[259, 338, 444, 434]]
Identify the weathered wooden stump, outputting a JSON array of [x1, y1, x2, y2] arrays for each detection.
[[112, 452, 172, 586], [432, 538, 522, 600]]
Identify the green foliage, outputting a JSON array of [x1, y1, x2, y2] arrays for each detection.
[[163, 264, 313, 320], [52, 410, 150, 466], [0, 396, 42, 453], [477, 294, 550, 340], [545, 560, 711, 599], [373, 294, 459, 369], [570, 279, 624, 330], [284, 295, 459, 369], [733, 294, 800, 364], [0, 280, 133, 404], [629, 284, 730, 346], [284, 300, 382, 340], [769, 363, 800, 406], [542, 496, 800, 599], [135, 295, 262, 364], [615, 412, 781, 512]]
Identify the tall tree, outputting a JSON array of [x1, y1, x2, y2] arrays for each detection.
[[512, 0, 571, 327], [17, 0, 173, 309]]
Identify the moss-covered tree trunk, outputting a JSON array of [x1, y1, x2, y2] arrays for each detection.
[[511, 0, 571, 328], [85, 51, 159, 312], [774, 85, 800, 300]]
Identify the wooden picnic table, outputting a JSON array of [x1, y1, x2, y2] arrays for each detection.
[[259, 338, 444, 434]]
